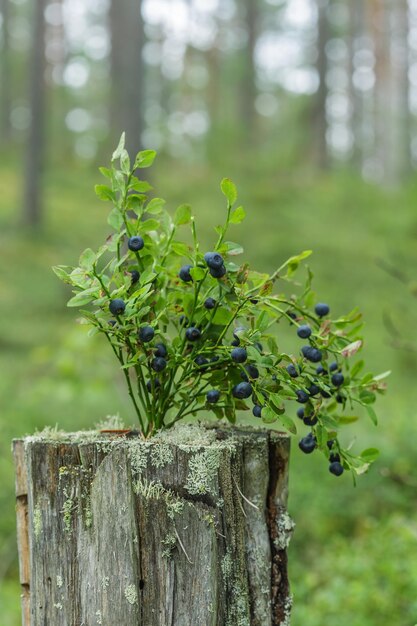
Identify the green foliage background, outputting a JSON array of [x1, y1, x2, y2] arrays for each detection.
[[1, 149, 417, 624]]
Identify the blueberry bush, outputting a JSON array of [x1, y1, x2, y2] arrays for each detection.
[[53, 134, 387, 477]]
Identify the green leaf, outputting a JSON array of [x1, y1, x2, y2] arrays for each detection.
[[95, 185, 115, 202], [171, 242, 191, 257], [134, 150, 156, 169], [107, 207, 124, 230], [99, 166, 112, 179], [129, 179, 152, 193], [140, 218, 160, 232], [146, 198, 166, 214], [341, 340, 363, 358], [360, 447, 380, 462], [174, 204, 192, 226], [189, 266, 206, 281], [350, 360, 365, 379], [221, 178, 237, 205], [112, 132, 125, 161], [212, 308, 232, 325], [338, 415, 360, 424], [120, 149, 130, 175], [224, 241, 244, 256], [373, 370, 391, 381], [229, 206, 246, 224], [67, 287, 99, 307], [52, 265, 73, 284], [127, 194, 146, 212], [315, 423, 326, 446], [261, 406, 278, 424], [365, 404, 378, 425], [360, 389, 376, 405], [79, 248, 96, 270]]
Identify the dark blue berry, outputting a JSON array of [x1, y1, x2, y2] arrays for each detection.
[[327, 439, 336, 450], [185, 327, 201, 342], [321, 389, 332, 398], [287, 311, 297, 322], [301, 346, 322, 363], [154, 343, 167, 358], [286, 364, 299, 378], [231, 338, 240, 347], [303, 415, 318, 426], [296, 408, 305, 419], [252, 405, 262, 418], [209, 264, 226, 278], [329, 361, 339, 372], [138, 326, 154, 343], [315, 302, 330, 317], [152, 357, 167, 372], [244, 364, 259, 379], [179, 315, 189, 326], [109, 299, 126, 315], [146, 378, 161, 392], [329, 461, 344, 476], [194, 355, 209, 368], [130, 270, 140, 283], [330, 452, 341, 463], [204, 251, 224, 269], [128, 236, 144, 252], [204, 297, 216, 309], [206, 389, 220, 404], [232, 382, 252, 399], [296, 389, 309, 404], [308, 384, 320, 397], [316, 364, 326, 375], [254, 342, 263, 353], [108, 319, 117, 327], [332, 372, 344, 387], [299, 434, 316, 454], [336, 393, 344, 404], [297, 324, 312, 339], [231, 347, 247, 363], [179, 264, 193, 282]]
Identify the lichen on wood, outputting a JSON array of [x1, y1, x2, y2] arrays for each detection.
[[13, 422, 293, 625]]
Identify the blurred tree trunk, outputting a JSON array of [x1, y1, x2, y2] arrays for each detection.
[[109, 0, 145, 160], [241, 0, 258, 142], [347, 0, 364, 167], [314, 0, 329, 169], [23, 0, 47, 228], [0, 0, 12, 143]]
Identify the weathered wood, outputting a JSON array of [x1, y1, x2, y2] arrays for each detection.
[[13, 423, 293, 625]]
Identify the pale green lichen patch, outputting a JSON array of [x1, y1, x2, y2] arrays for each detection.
[[56, 575, 63, 588], [61, 489, 76, 533], [124, 584, 138, 605], [185, 449, 221, 496], [150, 443, 174, 468], [33, 503, 42, 538], [274, 511, 295, 550], [161, 532, 177, 558], [95, 609, 103, 624], [128, 443, 149, 478], [101, 576, 110, 591]]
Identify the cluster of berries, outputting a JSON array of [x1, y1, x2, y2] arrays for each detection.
[[179, 251, 227, 283]]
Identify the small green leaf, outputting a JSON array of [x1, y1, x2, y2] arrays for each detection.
[[338, 415, 360, 424], [140, 218, 160, 232], [365, 404, 378, 425], [146, 198, 166, 214], [67, 287, 99, 307], [221, 178, 237, 205], [360, 390, 376, 405], [79, 248, 96, 270], [171, 242, 191, 257], [99, 166, 112, 179], [360, 447, 379, 462], [229, 206, 246, 224], [95, 185, 115, 202], [107, 208, 124, 230], [112, 132, 125, 161], [52, 265, 73, 284], [224, 241, 244, 255], [174, 204, 192, 226], [120, 149, 130, 175], [373, 370, 391, 381], [262, 406, 278, 424], [134, 150, 156, 169], [129, 179, 152, 193], [350, 360, 365, 379], [212, 308, 232, 325], [189, 266, 206, 281]]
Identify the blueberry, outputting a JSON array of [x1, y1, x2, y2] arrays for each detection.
[[154, 343, 167, 358], [179, 264, 193, 283], [206, 389, 220, 404], [244, 364, 259, 379], [250, 298, 259, 304], [231, 338, 240, 347], [296, 408, 305, 420], [329, 452, 341, 463], [130, 270, 140, 283], [211, 356, 220, 363], [297, 324, 312, 339], [296, 389, 309, 404], [336, 393, 344, 404], [204, 297, 216, 310], [287, 311, 297, 322], [146, 378, 161, 392], [231, 347, 247, 363], [185, 327, 201, 342], [315, 302, 330, 317], [204, 251, 224, 270], [301, 346, 322, 363], [194, 355, 209, 368], [329, 461, 344, 476], [316, 364, 326, 375], [209, 265, 226, 279], [286, 364, 299, 378], [327, 439, 336, 450], [308, 384, 320, 397], [254, 342, 263, 353], [298, 434, 316, 454], [253, 405, 262, 418], [179, 315, 189, 326], [329, 361, 338, 372], [128, 236, 145, 252], [109, 299, 126, 315], [232, 382, 252, 399], [152, 357, 167, 372], [321, 389, 332, 398], [108, 319, 117, 327], [303, 415, 318, 426], [138, 326, 154, 343], [332, 372, 344, 387]]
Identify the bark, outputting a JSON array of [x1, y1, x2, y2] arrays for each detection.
[[241, 0, 258, 141], [13, 424, 293, 626], [314, 0, 329, 169], [109, 0, 145, 160], [0, 0, 11, 142], [23, 0, 47, 228]]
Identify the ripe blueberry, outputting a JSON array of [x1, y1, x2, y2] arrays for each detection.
[[327, 439, 336, 450], [301, 346, 322, 363], [232, 382, 252, 399], [206, 389, 220, 403], [329, 461, 344, 476], [297, 408, 305, 419], [321, 389, 331, 398], [128, 236, 144, 252], [204, 251, 224, 269], [138, 326, 154, 343], [330, 452, 341, 463], [296, 389, 309, 404], [252, 405, 262, 418], [146, 378, 161, 392], [209, 265, 226, 279], [204, 297, 216, 310], [154, 343, 167, 358], [185, 327, 201, 342], [231, 347, 247, 363], [286, 364, 299, 378], [308, 384, 320, 397], [179, 315, 189, 326], [297, 324, 312, 339], [109, 299, 126, 315], [303, 415, 318, 426], [244, 364, 259, 379], [316, 364, 326, 375], [332, 372, 344, 387], [130, 270, 140, 283], [298, 434, 316, 454], [315, 302, 330, 317], [194, 355, 209, 368], [152, 357, 167, 372], [179, 264, 193, 283], [108, 319, 117, 327], [329, 361, 339, 372], [231, 338, 240, 347]]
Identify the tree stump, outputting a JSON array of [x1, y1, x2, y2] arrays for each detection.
[[12, 423, 293, 626]]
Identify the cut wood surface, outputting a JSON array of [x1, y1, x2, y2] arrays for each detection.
[[13, 423, 293, 626]]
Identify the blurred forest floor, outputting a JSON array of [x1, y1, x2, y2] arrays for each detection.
[[1, 150, 417, 625]]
